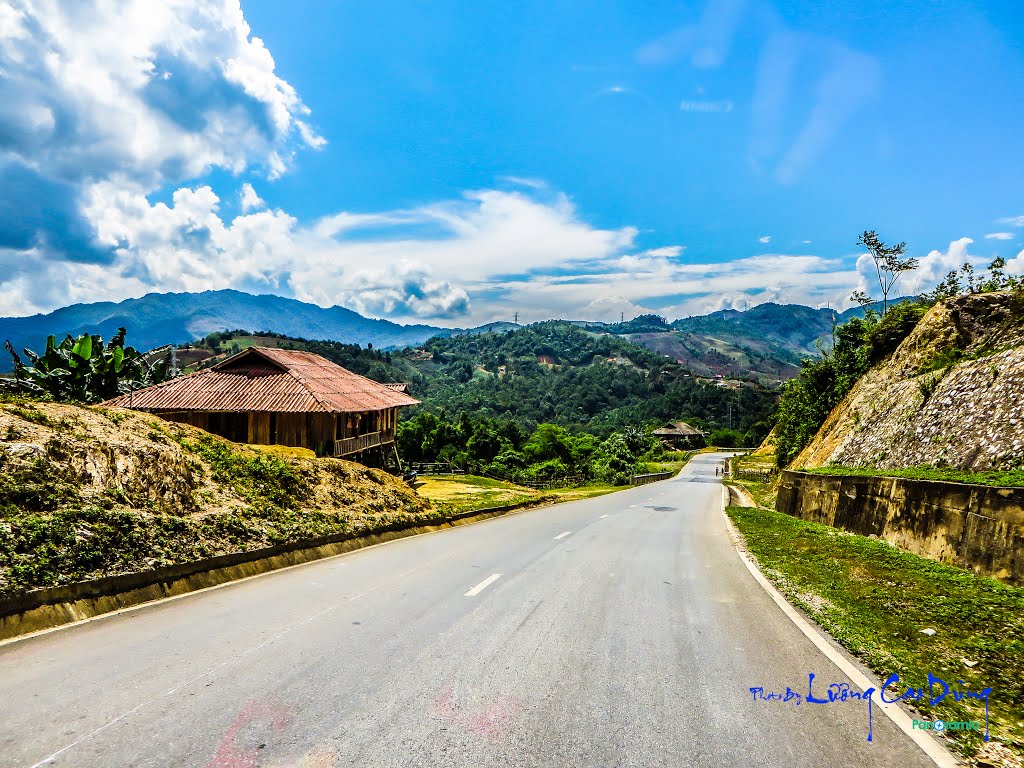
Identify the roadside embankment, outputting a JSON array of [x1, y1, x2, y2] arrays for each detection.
[[777, 469, 1024, 584]]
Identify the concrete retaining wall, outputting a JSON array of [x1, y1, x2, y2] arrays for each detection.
[[776, 471, 1024, 584], [0, 499, 548, 642]]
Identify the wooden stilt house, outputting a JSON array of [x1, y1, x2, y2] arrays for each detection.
[[102, 347, 419, 464]]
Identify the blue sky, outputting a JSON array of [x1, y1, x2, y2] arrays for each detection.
[[1, 0, 1023, 325]]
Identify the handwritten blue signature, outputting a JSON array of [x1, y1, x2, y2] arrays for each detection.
[[749, 673, 992, 742]]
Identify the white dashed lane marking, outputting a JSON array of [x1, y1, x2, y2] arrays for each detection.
[[464, 573, 503, 597]]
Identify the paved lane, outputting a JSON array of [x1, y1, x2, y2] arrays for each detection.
[[0, 455, 940, 767]]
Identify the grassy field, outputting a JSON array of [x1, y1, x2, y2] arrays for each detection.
[[645, 450, 695, 475], [804, 464, 1024, 488], [727, 504, 1024, 763], [414, 474, 619, 515]]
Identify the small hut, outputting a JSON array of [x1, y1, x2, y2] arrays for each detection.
[[102, 347, 419, 464], [652, 421, 706, 450]]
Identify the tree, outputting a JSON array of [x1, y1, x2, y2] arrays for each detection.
[[2, 328, 170, 403], [853, 230, 919, 314]]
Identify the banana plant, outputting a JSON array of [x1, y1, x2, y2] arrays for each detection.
[[2, 328, 171, 403]]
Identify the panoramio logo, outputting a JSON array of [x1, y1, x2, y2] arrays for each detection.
[[912, 719, 981, 733]]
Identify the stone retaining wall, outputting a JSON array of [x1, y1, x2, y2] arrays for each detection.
[[776, 470, 1024, 584]]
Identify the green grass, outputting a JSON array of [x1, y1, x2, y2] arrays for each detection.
[[171, 431, 312, 509], [646, 450, 695, 474], [727, 504, 1024, 760], [728, 452, 779, 508], [803, 464, 1024, 488]]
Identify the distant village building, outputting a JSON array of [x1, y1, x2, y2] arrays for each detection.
[[102, 347, 418, 465], [652, 421, 706, 450]]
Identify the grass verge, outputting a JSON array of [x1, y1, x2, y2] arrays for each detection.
[[728, 452, 779, 509], [726, 504, 1024, 762], [414, 474, 619, 515], [802, 464, 1024, 488]]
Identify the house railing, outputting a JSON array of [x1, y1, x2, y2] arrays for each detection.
[[335, 431, 393, 457]]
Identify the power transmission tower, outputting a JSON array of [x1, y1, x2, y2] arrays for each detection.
[[513, 312, 519, 325], [620, 312, 625, 323]]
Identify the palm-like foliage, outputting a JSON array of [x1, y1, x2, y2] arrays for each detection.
[[3, 328, 170, 402]]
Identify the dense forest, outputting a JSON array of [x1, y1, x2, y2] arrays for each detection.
[[404, 322, 774, 436]]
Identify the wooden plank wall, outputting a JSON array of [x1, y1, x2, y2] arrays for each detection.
[[276, 413, 307, 448], [247, 413, 271, 444], [308, 413, 335, 456]]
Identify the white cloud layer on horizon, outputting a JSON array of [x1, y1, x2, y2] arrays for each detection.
[[0, 173, 868, 323]]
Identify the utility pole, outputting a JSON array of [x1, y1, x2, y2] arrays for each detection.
[[727, 401, 733, 430]]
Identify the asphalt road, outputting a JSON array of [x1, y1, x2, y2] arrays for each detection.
[[0, 454, 940, 768]]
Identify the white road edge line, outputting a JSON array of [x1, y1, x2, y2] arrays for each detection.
[[720, 488, 958, 768], [464, 573, 502, 597], [553, 531, 572, 540]]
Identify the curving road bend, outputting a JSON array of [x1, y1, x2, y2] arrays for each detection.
[[0, 454, 940, 767]]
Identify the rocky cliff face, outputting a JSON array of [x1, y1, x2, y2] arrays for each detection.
[[794, 292, 1024, 471]]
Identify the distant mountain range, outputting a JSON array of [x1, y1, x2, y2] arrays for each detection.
[[581, 304, 868, 383], [0, 289, 867, 379], [0, 290, 522, 371]]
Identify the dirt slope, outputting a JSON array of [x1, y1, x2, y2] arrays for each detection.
[[795, 292, 1024, 471], [0, 398, 433, 597]]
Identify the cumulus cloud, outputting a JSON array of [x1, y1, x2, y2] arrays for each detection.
[[240, 183, 265, 212], [985, 232, 1014, 240], [338, 263, 470, 320], [0, 0, 322, 185], [580, 296, 655, 322], [0, 0, 321, 272], [901, 238, 980, 295], [1004, 249, 1024, 276]]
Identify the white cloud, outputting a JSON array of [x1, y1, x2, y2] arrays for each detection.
[[903, 238, 980, 295], [0, 0, 322, 186], [1004, 249, 1024, 276], [0, 174, 871, 326], [239, 183, 265, 212], [0, 0, 322, 273], [985, 232, 1014, 240], [758, 235, 772, 244], [998, 215, 1024, 227], [578, 296, 653, 322]]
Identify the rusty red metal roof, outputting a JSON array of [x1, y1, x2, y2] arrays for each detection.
[[102, 347, 420, 413]]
